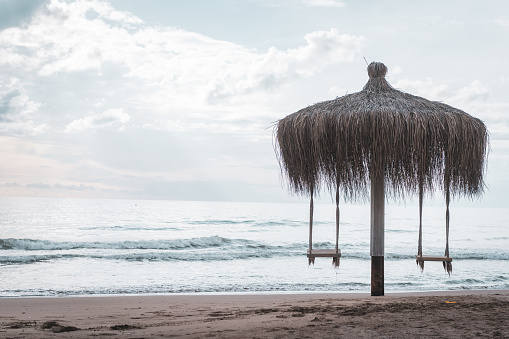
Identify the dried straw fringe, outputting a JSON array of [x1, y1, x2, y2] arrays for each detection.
[[416, 260, 452, 275], [274, 62, 489, 202]]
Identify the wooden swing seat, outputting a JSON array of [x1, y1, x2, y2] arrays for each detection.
[[415, 255, 452, 262], [307, 249, 341, 258]]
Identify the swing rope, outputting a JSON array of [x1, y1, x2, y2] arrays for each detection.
[[444, 186, 452, 275], [307, 183, 341, 267], [333, 180, 340, 267], [308, 186, 314, 265], [416, 180, 452, 275], [417, 179, 424, 271]]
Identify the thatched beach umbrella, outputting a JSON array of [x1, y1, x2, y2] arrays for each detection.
[[274, 61, 489, 296]]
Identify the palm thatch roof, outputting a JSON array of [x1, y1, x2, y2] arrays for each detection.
[[275, 62, 489, 201]]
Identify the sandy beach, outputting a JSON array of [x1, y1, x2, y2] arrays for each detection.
[[0, 290, 507, 338]]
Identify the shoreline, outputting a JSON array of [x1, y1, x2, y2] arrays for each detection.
[[1, 290, 508, 338], [1, 288, 507, 299]]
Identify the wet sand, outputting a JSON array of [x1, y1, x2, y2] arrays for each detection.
[[1, 290, 508, 338]]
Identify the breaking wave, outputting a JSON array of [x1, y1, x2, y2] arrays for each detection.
[[1, 236, 507, 265], [1, 236, 236, 251]]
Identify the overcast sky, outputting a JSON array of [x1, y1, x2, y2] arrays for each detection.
[[0, 0, 508, 206]]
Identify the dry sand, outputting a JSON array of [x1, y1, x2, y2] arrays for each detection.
[[1, 290, 508, 338]]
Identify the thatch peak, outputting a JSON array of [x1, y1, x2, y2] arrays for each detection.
[[364, 62, 392, 93], [367, 62, 388, 78]]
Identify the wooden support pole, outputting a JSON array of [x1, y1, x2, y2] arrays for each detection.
[[371, 256, 384, 296], [370, 172, 385, 296]]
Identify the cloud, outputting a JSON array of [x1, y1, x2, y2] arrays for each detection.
[[0, 135, 80, 186], [393, 77, 506, 136], [302, 0, 345, 8], [394, 77, 491, 106], [0, 0, 364, 200], [0, 77, 45, 135], [0, 0, 365, 146], [494, 18, 509, 26], [0, 0, 141, 75], [422, 15, 465, 27], [0, 0, 363, 107], [394, 78, 448, 100], [447, 80, 491, 106], [64, 108, 130, 133], [0, 0, 48, 30], [205, 29, 363, 103], [80, 0, 143, 26], [251, 0, 345, 9]]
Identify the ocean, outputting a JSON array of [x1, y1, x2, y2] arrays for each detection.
[[0, 197, 507, 297]]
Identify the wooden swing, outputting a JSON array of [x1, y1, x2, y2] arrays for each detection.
[[307, 185, 341, 267], [415, 182, 453, 274]]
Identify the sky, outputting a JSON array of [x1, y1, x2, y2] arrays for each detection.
[[0, 0, 508, 207]]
